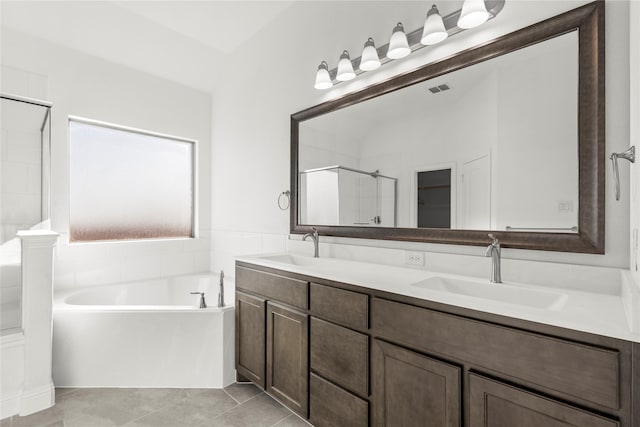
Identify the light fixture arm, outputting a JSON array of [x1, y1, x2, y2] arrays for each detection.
[[321, 0, 505, 84]]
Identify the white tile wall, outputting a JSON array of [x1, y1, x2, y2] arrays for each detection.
[[1, 65, 48, 100], [54, 231, 212, 290], [211, 229, 287, 277]]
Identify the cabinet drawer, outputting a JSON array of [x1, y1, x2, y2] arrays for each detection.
[[310, 283, 368, 330], [469, 374, 619, 427], [310, 317, 369, 398], [236, 266, 308, 310], [372, 298, 620, 410], [310, 373, 368, 427]]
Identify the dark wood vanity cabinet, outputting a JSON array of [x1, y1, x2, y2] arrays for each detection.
[[371, 339, 461, 427], [307, 284, 370, 427], [235, 291, 266, 388], [468, 374, 619, 427], [266, 302, 309, 417], [236, 262, 638, 427], [235, 267, 310, 418], [370, 296, 630, 427]]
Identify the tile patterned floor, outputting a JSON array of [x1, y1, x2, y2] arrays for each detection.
[[0, 384, 311, 427]]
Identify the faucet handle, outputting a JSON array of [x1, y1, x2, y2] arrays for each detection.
[[190, 292, 207, 308], [488, 233, 499, 244]]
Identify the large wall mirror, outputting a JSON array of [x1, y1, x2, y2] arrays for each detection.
[[291, 1, 604, 253]]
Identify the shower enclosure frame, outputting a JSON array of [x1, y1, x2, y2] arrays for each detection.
[[299, 164, 398, 228], [1, 93, 53, 230]]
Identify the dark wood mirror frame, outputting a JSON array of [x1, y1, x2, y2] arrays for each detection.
[[291, 1, 604, 253]]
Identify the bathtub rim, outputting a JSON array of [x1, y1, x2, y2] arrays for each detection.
[[54, 272, 235, 313]]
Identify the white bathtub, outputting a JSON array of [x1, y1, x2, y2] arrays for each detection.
[[53, 273, 235, 388]]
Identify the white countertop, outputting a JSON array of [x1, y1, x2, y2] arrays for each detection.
[[236, 252, 640, 344]]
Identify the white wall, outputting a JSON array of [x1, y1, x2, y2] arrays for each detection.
[[1, 29, 213, 290], [494, 37, 578, 231], [630, 0, 639, 283], [211, 0, 631, 279], [356, 74, 496, 228]]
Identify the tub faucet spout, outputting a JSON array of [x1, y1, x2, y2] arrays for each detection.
[[218, 270, 225, 308], [190, 292, 207, 308]]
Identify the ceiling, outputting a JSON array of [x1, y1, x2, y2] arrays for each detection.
[[1, 1, 294, 55], [111, 1, 295, 55], [0, 1, 589, 94], [0, 0, 295, 91]]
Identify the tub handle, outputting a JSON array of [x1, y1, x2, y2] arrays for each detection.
[[190, 292, 207, 309]]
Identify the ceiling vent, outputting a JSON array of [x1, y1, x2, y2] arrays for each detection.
[[428, 83, 451, 94]]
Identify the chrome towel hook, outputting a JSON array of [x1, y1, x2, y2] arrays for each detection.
[[610, 146, 635, 201]]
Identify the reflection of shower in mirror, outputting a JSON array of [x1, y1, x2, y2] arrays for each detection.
[[299, 165, 397, 227]]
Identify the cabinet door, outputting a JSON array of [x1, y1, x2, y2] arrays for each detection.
[[372, 339, 461, 427], [235, 292, 266, 389], [267, 302, 309, 418], [469, 374, 619, 427]]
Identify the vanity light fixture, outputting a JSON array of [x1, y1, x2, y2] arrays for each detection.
[[421, 5, 448, 45], [314, 61, 333, 90], [360, 38, 381, 71], [336, 50, 356, 81], [313, 0, 504, 90], [458, 0, 490, 29], [387, 22, 411, 59]]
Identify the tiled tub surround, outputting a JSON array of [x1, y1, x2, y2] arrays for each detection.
[[54, 232, 212, 291], [52, 273, 235, 388], [236, 252, 640, 344]]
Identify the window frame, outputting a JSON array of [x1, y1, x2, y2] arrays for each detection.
[[68, 115, 198, 243]]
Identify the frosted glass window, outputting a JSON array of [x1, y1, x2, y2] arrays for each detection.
[[69, 119, 194, 242]]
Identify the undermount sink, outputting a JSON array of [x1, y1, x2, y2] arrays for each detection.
[[412, 276, 568, 310], [259, 254, 335, 267]]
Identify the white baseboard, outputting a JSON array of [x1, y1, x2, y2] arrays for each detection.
[[19, 382, 54, 416]]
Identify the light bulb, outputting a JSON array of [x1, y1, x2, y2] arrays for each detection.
[[387, 22, 410, 59], [458, 0, 489, 29], [314, 61, 332, 90], [359, 38, 381, 71], [421, 5, 448, 45], [336, 50, 356, 81]]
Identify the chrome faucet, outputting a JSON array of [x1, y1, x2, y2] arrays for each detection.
[[218, 270, 225, 308], [190, 292, 207, 308], [484, 234, 502, 284], [303, 227, 319, 258]]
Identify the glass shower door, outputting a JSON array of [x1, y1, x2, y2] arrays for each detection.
[[0, 95, 51, 333]]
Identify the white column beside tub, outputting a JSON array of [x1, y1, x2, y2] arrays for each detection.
[[17, 230, 58, 416]]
